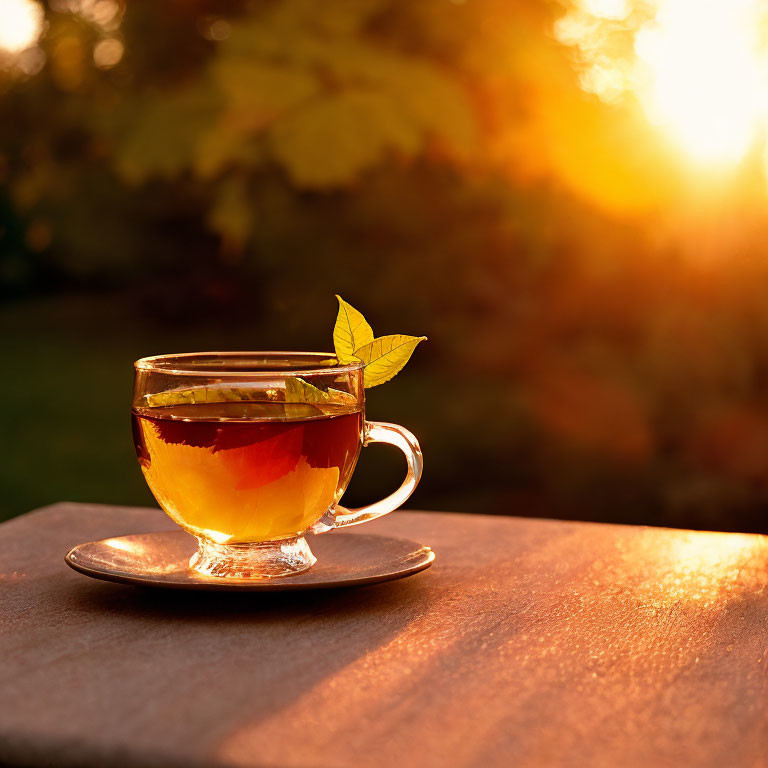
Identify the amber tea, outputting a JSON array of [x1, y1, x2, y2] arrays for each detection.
[[132, 401, 363, 544]]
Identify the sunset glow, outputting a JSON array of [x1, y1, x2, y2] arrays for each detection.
[[556, 0, 768, 167], [0, 0, 43, 55], [636, 0, 763, 165]]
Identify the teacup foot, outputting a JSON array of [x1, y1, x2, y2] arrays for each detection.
[[190, 536, 316, 579]]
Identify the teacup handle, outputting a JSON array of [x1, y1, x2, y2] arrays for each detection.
[[311, 421, 423, 533]]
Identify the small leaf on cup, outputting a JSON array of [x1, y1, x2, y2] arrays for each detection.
[[333, 295, 373, 364], [284, 377, 357, 408], [353, 335, 427, 388]]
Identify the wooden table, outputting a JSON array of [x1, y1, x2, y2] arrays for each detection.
[[1, 503, 768, 768]]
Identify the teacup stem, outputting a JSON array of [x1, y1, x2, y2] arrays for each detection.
[[190, 536, 316, 579]]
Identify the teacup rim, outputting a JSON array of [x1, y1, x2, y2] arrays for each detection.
[[134, 351, 364, 377]]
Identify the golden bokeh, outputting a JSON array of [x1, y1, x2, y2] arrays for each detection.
[[0, 0, 43, 55]]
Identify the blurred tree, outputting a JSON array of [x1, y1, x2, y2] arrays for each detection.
[[3, 0, 768, 532]]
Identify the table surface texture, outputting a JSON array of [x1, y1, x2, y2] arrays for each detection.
[[2, 503, 768, 768]]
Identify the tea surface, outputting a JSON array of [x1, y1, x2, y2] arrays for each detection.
[[132, 401, 362, 543]]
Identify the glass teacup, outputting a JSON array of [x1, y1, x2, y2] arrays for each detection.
[[131, 352, 422, 579]]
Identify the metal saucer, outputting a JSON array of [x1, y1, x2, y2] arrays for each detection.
[[65, 530, 435, 591]]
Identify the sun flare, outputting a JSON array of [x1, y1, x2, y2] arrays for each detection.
[[556, 0, 768, 167], [0, 0, 43, 55]]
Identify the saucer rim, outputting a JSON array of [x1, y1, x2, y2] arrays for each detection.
[[65, 530, 435, 592]]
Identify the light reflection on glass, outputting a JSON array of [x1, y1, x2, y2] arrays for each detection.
[[103, 537, 146, 555], [83, 538, 185, 576]]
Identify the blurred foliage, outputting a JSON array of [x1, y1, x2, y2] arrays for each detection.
[[3, 0, 768, 532]]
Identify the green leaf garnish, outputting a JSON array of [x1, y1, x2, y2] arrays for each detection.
[[353, 334, 427, 387], [145, 297, 424, 410], [332, 297, 426, 388], [333, 294, 373, 364]]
